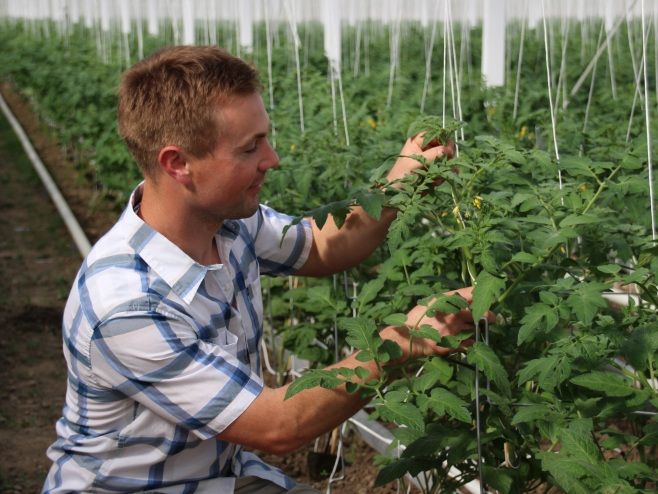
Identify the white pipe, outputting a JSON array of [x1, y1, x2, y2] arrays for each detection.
[[0, 92, 91, 257]]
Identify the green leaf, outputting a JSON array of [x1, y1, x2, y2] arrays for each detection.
[[570, 371, 635, 397], [467, 342, 511, 396], [420, 387, 471, 423], [620, 325, 658, 371], [429, 293, 469, 314], [566, 282, 609, 325], [510, 251, 538, 264], [401, 432, 445, 458], [378, 339, 403, 362], [518, 354, 572, 391], [504, 148, 526, 165], [339, 317, 379, 353], [375, 458, 414, 485], [383, 313, 407, 326], [413, 359, 454, 392], [354, 366, 370, 380], [560, 155, 597, 178], [377, 401, 424, 430], [409, 324, 441, 342], [512, 404, 562, 425], [482, 465, 515, 494], [597, 264, 621, 274], [471, 271, 506, 322], [561, 419, 599, 464], [559, 213, 603, 228], [537, 451, 592, 494], [355, 189, 386, 221], [285, 369, 345, 399], [517, 303, 559, 344]]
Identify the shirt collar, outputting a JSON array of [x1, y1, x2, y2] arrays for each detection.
[[120, 183, 240, 305]]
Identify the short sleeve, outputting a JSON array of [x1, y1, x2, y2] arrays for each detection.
[[89, 310, 263, 440], [252, 205, 312, 275]]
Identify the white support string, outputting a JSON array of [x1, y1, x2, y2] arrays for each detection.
[[512, 4, 527, 121], [625, 26, 651, 143], [420, 6, 439, 113], [541, 0, 564, 196], [583, 23, 605, 135], [641, 0, 657, 240], [442, 0, 448, 127], [446, 0, 464, 144], [568, 2, 634, 105], [263, 0, 277, 148], [284, 0, 305, 133]]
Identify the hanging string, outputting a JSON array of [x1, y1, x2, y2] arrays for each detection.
[[541, 0, 564, 198], [420, 10, 439, 113], [512, 3, 527, 121], [441, 0, 448, 127], [625, 25, 651, 143], [264, 0, 277, 148], [446, 0, 464, 145], [641, 0, 657, 240], [568, 2, 634, 106], [284, 0, 305, 133], [474, 318, 490, 494], [583, 23, 605, 135]]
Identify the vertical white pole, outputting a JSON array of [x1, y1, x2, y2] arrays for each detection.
[[238, 0, 253, 52], [118, 0, 131, 66], [146, 0, 158, 36], [321, 0, 341, 70], [482, 0, 506, 87], [83, 0, 94, 29], [182, 0, 195, 45]]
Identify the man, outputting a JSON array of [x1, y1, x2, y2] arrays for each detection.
[[43, 46, 482, 493]]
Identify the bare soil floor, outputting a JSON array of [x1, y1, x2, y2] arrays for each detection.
[[0, 86, 407, 494]]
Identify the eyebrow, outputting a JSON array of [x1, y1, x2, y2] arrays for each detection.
[[237, 131, 268, 149]]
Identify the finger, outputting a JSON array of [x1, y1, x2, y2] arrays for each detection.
[[421, 145, 451, 161], [411, 132, 427, 148], [457, 337, 475, 352]]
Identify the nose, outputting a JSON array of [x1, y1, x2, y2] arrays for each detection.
[[259, 140, 279, 172]]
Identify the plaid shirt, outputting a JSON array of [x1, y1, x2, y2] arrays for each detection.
[[43, 185, 312, 493]]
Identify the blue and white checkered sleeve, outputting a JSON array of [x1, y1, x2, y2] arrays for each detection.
[[251, 204, 313, 276], [89, 311, 263, 440]]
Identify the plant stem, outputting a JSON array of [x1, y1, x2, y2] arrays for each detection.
[[582, 164, 622, 215]]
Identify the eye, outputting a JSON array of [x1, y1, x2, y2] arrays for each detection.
[[244, 140, 258, 153]]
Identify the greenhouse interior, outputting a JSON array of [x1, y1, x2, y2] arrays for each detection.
[[1, 0, 658, 493]]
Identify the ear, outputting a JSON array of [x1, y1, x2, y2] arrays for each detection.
[[157, 145, 192, 184]]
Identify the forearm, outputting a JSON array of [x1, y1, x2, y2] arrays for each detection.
[[296, 205, 398, 277], [218, 349, 383, 455]]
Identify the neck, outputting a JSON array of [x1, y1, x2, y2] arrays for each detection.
[[138, 179, 222, 265]]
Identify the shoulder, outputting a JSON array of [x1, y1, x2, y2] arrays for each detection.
[[69, 220, 159, 327]]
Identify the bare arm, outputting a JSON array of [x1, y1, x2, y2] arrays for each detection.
[[295, 135, 455, 277], [217, 287, 483, 455]]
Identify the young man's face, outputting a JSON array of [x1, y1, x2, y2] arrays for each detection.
[[185, 92, 279, 223]]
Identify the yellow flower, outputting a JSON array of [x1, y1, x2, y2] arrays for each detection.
[[472, 196, 483, 209], [518, 126, 528, 139], [578, 183, 589, 193], [367, 116, 377, 129], [290, 143, 297, 152]]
